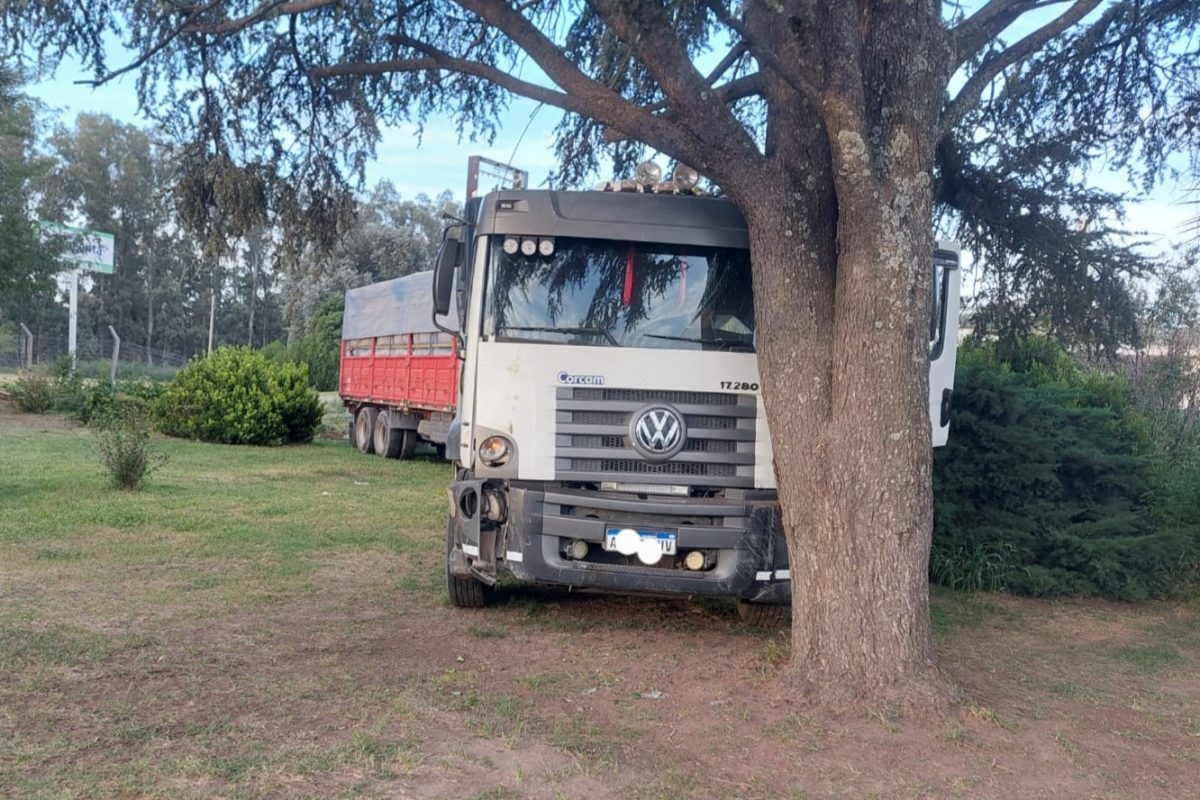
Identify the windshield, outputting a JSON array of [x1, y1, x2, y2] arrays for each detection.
[[485, 237, 755, 351]]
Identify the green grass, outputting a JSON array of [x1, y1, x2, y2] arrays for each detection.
[[0, 414, 449, 630]]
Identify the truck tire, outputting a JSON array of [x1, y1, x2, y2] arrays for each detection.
[[373, 411, 402, 458], [355, 407, 379, 454], [736, 599, 790, 628], [399, 429, 418, 460], [445, 521, 491, 608]]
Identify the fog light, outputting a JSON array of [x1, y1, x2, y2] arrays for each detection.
[[570, 539, 589, 560], [684, 550, 705, 571], [478, 435, 511, 466]]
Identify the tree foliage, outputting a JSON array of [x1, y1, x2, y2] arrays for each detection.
[[0, 66, 57, 325]]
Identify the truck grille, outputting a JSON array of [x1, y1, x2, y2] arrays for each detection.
[[555, 387, 757, 487]]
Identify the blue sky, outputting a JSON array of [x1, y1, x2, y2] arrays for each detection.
[[24, 6, 1195, 255]]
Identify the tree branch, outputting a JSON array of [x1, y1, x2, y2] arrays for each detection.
[[182, 0, 339, 36], [939, 0, 1102, 138], [75, 0, 225, 87], [701, 0, 822, 109], [452, 0, 716, 165], [309, 53, 582, 114], [602, 72, 766, 143], [950, 0, 1081, 70]]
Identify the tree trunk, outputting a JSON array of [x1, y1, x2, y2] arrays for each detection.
[[733, 1, 954, 712]]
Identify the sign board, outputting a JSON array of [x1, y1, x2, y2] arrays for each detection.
[[40, 222, 115, 274]]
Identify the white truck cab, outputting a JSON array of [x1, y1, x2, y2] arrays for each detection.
[[432, 181, 960, 619]]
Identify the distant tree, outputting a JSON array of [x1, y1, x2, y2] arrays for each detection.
[[0, 66, 57, 327], [281, 183, 458, 334], [10, 1, 1197, 709]]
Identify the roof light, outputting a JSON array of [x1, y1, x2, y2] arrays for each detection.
[[634, 160, 662, 188], [673, 164, 699, 192], [538, 238, 555, 257], [502, 237, 519, 255], [520, 238, 537, 257]]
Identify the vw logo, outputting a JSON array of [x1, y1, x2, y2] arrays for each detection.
[[630, 405, 687, 461]]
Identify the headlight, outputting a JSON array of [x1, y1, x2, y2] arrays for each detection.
[[478, 435, 512, 466]]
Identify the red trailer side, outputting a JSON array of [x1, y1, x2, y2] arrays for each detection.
[[339, 272, 459, 458]]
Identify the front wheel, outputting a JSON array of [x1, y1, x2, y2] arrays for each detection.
[[736, 599, 790, 628], [445, 520, 491, 608]]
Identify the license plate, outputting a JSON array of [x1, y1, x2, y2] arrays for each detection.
[[603, 528, 677, 556]]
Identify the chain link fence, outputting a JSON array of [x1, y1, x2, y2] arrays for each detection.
[[0, 324, 187, 381]]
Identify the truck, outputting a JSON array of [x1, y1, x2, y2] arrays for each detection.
[[430, 163, 961, 623], [339, 271, 459, 458]]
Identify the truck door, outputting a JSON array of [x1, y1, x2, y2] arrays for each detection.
[[929, 243, 962, 447]]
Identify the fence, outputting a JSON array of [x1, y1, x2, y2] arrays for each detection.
[[0, 325, 188, 381]]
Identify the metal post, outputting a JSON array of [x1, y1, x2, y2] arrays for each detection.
[[68, 269, 79, 372], [208, 291, 216, 355], [108, 325, 121, 382], [18, 323, 33, 371]]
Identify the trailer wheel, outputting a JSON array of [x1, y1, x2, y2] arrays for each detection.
[[735, 599, 790, 628], [354, 407, 379, 454], [373, 411, 402, 458], [446, 521, 491, 608], [399, 429, 418, 460]]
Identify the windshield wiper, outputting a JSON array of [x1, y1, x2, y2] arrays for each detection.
[[501, 325, 620, 346], [643, 333, 753, 351]]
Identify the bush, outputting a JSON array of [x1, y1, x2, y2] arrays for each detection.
[[96, 401, 165, 490], [10, 370, 54, 413], [74, 379, 167, 426], [933, 337, 1200, 600], [154, 346, 323, 445], [288, 296, 343, 391]]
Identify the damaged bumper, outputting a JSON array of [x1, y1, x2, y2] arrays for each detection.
[[448, 481, 791, 602]]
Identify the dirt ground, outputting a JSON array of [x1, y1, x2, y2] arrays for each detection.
[[5, 553, 1197, 799]]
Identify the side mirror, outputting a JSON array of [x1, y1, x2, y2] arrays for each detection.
[[433, 238, 462, 317]]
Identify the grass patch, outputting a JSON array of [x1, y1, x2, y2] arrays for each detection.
[[1109, 644, 1185, 675], [0, 416, 449, 629], [1048, 681, 1105, 704]]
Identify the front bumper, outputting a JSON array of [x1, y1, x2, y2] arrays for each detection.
[[452, 482, 791, 602]]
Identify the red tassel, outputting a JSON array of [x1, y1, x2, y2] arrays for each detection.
[[623, 243, 634, 306]]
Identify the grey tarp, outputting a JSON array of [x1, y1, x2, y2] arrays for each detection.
[[341, 270, 459, 340]]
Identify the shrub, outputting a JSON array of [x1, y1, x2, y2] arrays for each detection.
[[96, 401, 165, 490], [933, 337, 1200, 600], [10, 370, 55, 413], [154, 346, 323, 445], [288, 296, 343, 391], [74, 379, 167, 426]]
